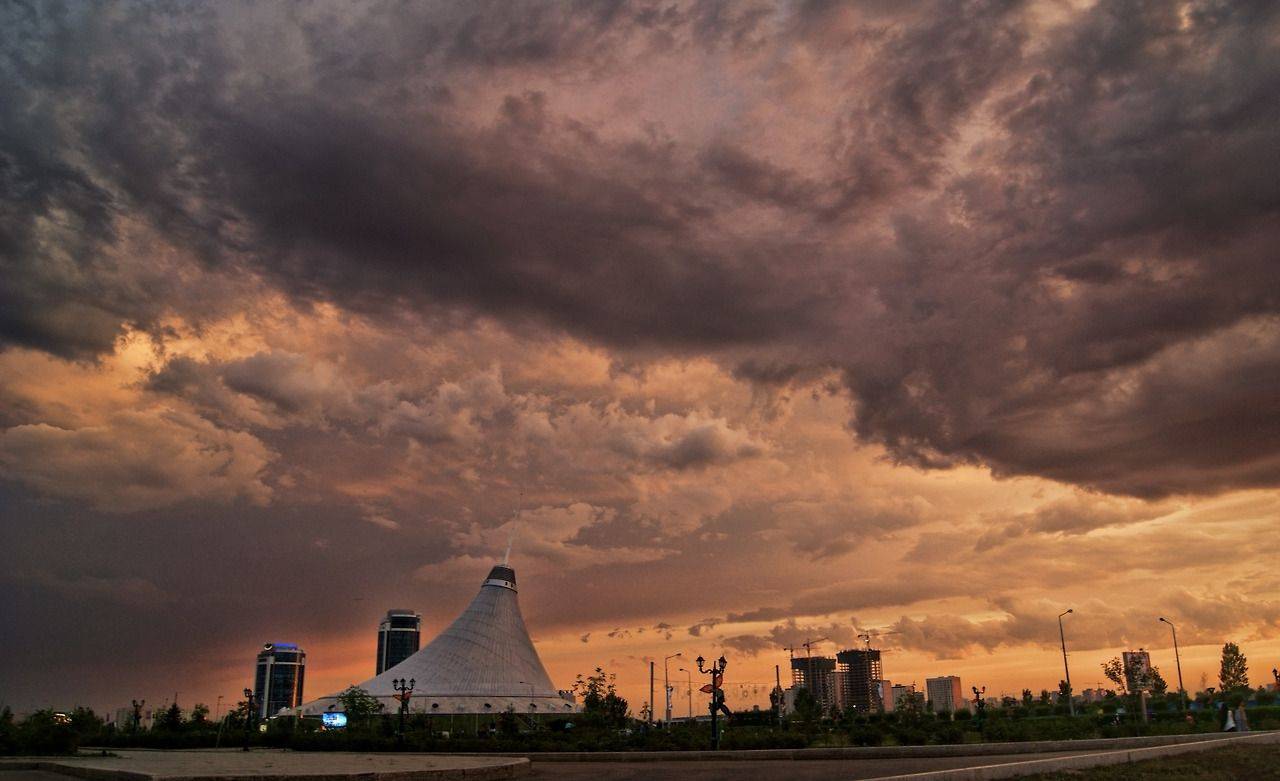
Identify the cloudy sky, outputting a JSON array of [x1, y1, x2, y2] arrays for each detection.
[[3, 0, 1279, 715]]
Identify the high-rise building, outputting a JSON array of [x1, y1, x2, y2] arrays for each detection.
[[836, 648, 883, 713], [254, 642, 306, 719], [926, 675, 964, 714], [1122, 649, 1153, 692], [376, 609, 422, 675], [791, 656, 840, 713]]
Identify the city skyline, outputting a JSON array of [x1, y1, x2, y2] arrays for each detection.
[[3, 1, 1279, 719]]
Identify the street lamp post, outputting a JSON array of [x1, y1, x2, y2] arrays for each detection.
[[664, 652, 682, 726], [1158, 617, 1186, 712], [242, 688, 256, 752], [1058, 609, 1074, 716], [972, 686, 986, 724], [678, 667, 693, 720], [393, 678, 415, 746], [696, 655, 729, 750], [130, 699, 145, 733]]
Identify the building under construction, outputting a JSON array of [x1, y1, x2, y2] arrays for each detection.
[[836, 647, 884, 713], [790, 656, 840, 713]]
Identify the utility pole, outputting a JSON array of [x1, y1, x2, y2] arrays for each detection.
[[1058, 609, 1074, 716], [648, 660, 655, 727]]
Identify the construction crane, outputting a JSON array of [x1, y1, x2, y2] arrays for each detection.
[[857, 629, 902, 650], [800, 637, 829, 705]]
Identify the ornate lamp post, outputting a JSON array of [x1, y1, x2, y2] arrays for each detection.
[[1159, 618, 1187, 712], [393, 678, 416, 745], [972, 686, 986, 723], [1058, 609, 1074, 716], [242, 688, 256, 752], [130, 699, 145, 733], [696, 654, 730, 750]]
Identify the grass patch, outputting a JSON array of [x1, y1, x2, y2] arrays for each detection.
[[1026, 741, 1280, 779]]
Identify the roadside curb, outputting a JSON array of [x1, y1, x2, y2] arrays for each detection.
[[863, 730, 1280, 780], [509, 730, 1261, 762]]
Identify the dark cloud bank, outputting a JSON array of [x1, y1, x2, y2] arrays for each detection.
[[3, 0, 1280, 499]]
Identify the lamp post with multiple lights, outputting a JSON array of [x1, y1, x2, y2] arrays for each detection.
[[1158, 617, 1186, 711], [130, 699, 145, 732], [696, 654, 729, 749], [1058, 609, 1074, 716], [241, 688, 256, 752], [393, 677, 415, 744], [663, 652, 682, 726]]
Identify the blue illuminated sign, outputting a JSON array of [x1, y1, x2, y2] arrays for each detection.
[[321, 712, 348, 728]]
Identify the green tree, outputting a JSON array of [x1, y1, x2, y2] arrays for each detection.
[[791, 688, 822, 740], [1057, 680, 1072, 701], [68, 707, 103, 739], [189, 703, 210, 727], [1219, 642, 1249, 691], [572, 667, 629, 727], [1020, 689, 1033, 707], [1102, 658, 1128, 695], [335, 686, 384, 722]]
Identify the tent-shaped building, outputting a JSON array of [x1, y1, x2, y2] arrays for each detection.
[[299, 564, 578, 716]]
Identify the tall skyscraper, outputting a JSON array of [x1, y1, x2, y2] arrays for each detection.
[[836, 648, 883, 713], [376, 609, 422, 675], [254, 642, 305, 719], [926, 675, 964, 714]]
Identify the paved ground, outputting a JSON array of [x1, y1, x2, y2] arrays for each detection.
[[1, 750, 527, 780], [527, 750, 1086, 780]]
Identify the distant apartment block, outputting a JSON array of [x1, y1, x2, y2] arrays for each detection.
[[926, 675, 964, 714], [1122, 648, 1153, 692]]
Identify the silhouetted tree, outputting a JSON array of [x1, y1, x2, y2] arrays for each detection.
[[1219, 642, 1249, 691], [336, 686, 385, 722], [154, 702, 183, 731], [572, 667, 629, 727]]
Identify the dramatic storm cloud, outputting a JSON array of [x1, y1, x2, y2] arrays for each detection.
[[2, 1, 1279, 713]]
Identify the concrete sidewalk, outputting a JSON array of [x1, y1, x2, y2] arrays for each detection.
[[0, 749, 528, 781]]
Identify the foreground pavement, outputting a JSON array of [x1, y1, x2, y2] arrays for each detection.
[[2, 733, 1278, 781], [0, 749, 528, 780]]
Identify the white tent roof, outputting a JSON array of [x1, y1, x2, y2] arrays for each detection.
[[299, 564, 578, 716]]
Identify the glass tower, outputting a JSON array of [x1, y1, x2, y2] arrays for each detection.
[[254, 642, 305, 719], [376, 609, 422, 675]]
